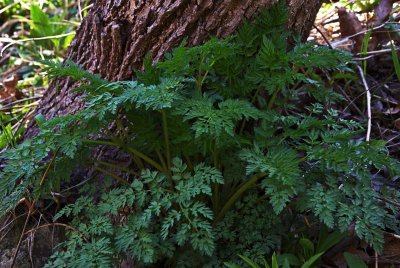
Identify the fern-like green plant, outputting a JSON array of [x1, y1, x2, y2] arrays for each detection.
[[1, 2, 399, 267]]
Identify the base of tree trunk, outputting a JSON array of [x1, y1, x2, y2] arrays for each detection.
[[24, 0, 321, 139]]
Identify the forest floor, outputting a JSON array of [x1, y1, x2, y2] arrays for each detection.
[[311, 1, 400, 160], [309, 2, 400, 265]]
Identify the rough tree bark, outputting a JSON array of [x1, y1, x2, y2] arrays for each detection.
[[25, 0, 322, 138]]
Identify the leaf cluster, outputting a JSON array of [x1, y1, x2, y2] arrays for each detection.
[[1, 2, 399, 267]]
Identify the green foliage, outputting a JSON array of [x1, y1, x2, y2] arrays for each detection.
[[1, 2, 399, 267], [390, 39, 400, 82], [321, 0, 380, 12], [224, 251, 323, 268], [343, 252, 368, 268], [29, 4, 75, 52], [1, 2, 77, 57], [45, 160, 222, 266], [0, 1, 82, 151], [224, 230, 352, 268]]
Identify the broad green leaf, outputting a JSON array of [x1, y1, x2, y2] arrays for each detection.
[[0, 124, 14, 148], [317, 231, 346, 253], [277, 254, 300, 266], [271, 253, 279, 268], [343, 252, 368, 268], [300, 252, 324, 268], [35, 113, 46, 129], [390, 40, 400, 82], [224, 263, 243, 268], [62, 32, 76, 49], [361, 30, 372, 74], [30, 4, 50, 27], [29, 4, 54, 45], [239, 255, 261, 268], [299, 238, 315, 254]]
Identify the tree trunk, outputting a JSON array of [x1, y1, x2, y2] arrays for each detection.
[[24, 0, 321, 138]]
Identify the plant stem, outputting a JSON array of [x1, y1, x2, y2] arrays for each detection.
[[156, 150, 168, 172], [239, 88, 261, 135], [39, 148, 60, 186], [93, 166, 129, 185], [82, 138, 163, 172], [24, 222, 89, 243], [199, 60, 214, 88], [126, 147, 164, 172], [183, 153, 193, 171], [267, 88, 280, 110], [251, 88, 261, 104], [132, 155, 145, 170], [213, 184, 220, 214], [212, 145, 220, 213], [196, 56, 205, 92], [161, 110, 171, 172], [82, 139, 119, 147], [96, 160, 139, 176], [213, 172, 267, 225]]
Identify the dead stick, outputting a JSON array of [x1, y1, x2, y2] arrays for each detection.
[[24, 223, 89, 243], [356, 65, 372, 142], [10, 204, 34, 268]]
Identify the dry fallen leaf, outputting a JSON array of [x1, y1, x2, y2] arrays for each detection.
[[383, 233, 400, 260], [383, 106, 400, 115], [371, 0, 396, 26], [369, 0, 400, 52], [338, 8, 364, 52], [330, 246, 370, 268], [395, 118, 400, 129], [338, 1, 399, 54], [0, 74, 23, 105]]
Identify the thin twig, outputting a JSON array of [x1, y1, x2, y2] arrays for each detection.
[[96, 160, 139, 176], [342, 91, 366, 114], [60, 177, 92, 193], [24, 223, 89, 243], [77, 0, 83, 21], [353, 55, 376, 61], [10, 145, 62, 267], [372, 94, 399, 105], [80, 3, 94, 13], [93, 166, 129, 185], [40, 149, 59, 186], [0, 96, 42, 107], [387, 141, 400, 148], [0, 32, 76, 56], [384, 231, 400, 240], [2, 102, 39, 111], [377, 196, 400, 208], [12, 110, 36, 133], [10, 203, 34, 268], [330, 23, 387, 48], [336, 85, 364, 115], [313, 24, 333, 49], [386, 133, 400, 144], [28, 214, 42, 267], [356, 47, 400, 57], [0, 213, 27, 243], [356, 65, 372, 142]]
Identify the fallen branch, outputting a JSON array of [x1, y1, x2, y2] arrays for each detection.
[[356, 65, 372, 142]]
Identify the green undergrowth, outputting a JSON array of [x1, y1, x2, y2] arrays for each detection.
[[0, 1, 82, 151], [0, 2, 399, 267]]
